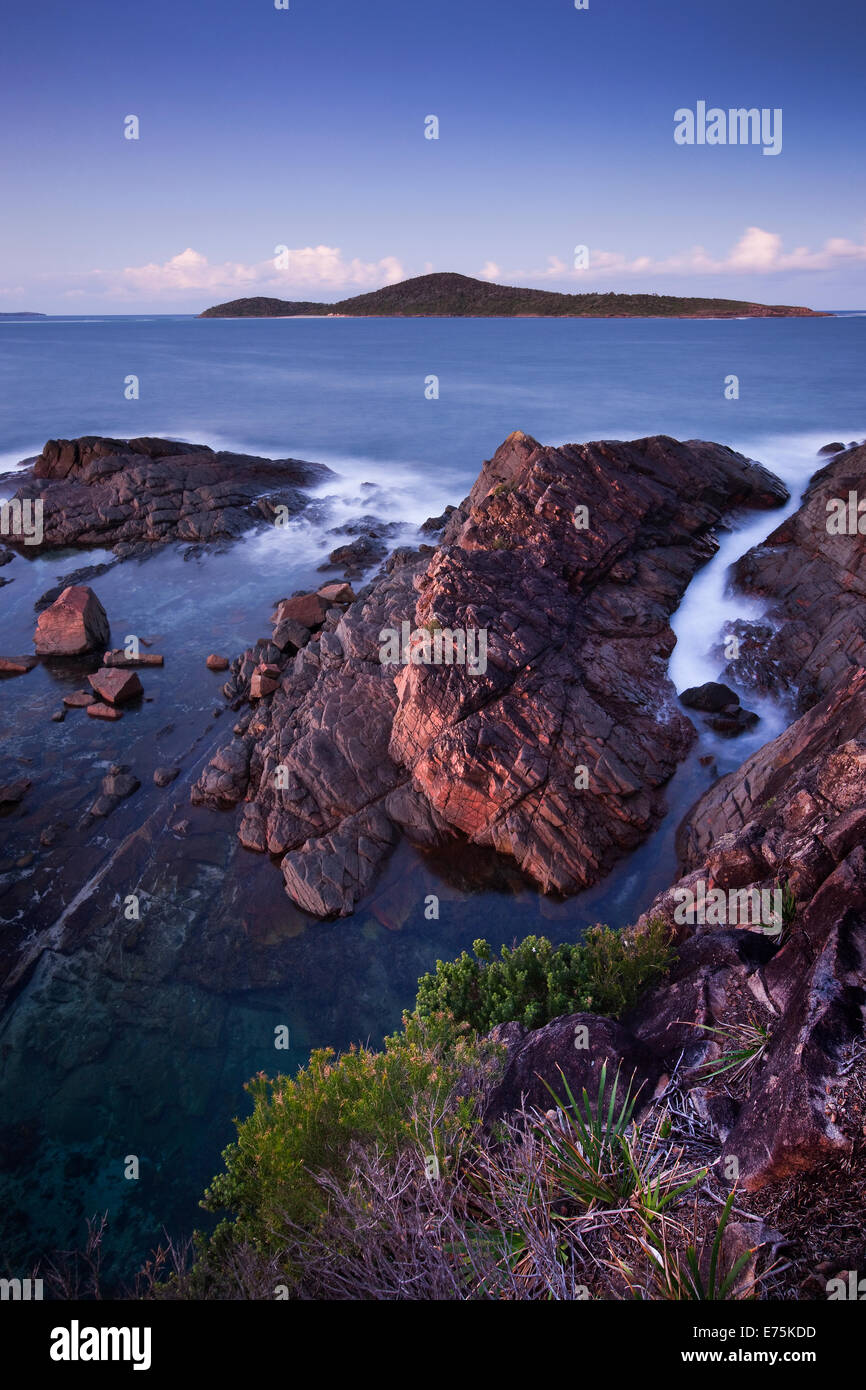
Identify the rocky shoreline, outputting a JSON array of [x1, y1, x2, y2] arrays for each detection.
[[3, 425, 866, 1287]]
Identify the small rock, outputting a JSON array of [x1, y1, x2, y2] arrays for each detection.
[[88, 668, 143, 705], [818, 442, 846, 456], [153, 766, 180, 787], [103, 650, 164, 667], [250, 666, 279, 699], [316, 581, 355, 605], [272, 618, 311, 653], [51, 709, 66, 722], [16, 853, 34, 868], [0, 655, 38, 677], [86, 702, 123, 721], [101, 771, 140, 798], [206, 654, 230, 671], [39, 826, 58, 847], [0, 778, 31, 806], [63, 691, 95, 708], [172, 819, 190, 836]]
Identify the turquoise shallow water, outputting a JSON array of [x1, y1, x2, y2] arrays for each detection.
[[0, 314, 862, 1287]]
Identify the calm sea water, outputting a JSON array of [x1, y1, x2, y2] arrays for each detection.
[[0, 314, 863, 1287]]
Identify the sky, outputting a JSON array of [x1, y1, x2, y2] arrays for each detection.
[[1, 0, 864, 312]]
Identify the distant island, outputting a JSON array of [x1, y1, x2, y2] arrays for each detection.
[[200, 271, 825, 319], [0, 311, 46, 319]]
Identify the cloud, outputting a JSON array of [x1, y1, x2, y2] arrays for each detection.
[[65, 246, 407, 300], [519, 226, 866, 282], [479, 261, 502, 280]]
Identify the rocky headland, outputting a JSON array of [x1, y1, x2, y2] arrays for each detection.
[[3, 424, 866, 1297], [193, 429, 788, 915], [1, 435, 331, 554]]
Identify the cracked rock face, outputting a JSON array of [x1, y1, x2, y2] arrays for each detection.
[[3, 435, 332, 552], [726, 443, 866, 711], [627, 665, 866, 1189], [192, 430, 787, 917]]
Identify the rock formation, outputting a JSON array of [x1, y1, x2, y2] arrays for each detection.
[[3, 435, 332, 553], [193, 430, 788, 916], [724, 442, 866, 711]]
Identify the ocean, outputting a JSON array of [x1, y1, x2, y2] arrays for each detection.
[[0, 312, 863, 1286]]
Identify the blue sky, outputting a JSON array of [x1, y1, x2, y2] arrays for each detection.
[[1, 0, 864, 311]]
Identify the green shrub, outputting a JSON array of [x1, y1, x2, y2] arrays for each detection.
[[199, 1012, 500, 1254], [414, 918, 675, 1034]]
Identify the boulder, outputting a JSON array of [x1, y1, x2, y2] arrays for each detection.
[[272, 618, 312, 653], [483, 1013, 661, 1127], [680, 681, 740, 712], [206, 654, 230, 671], [317, 581, 355, 605], [271, 593, 330, 630], [33, 585, 109, 656], [88, 668, 143, 705]]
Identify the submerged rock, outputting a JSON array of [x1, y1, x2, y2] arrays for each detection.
[[0, 778, 31, 807], [0, 656, 38, 677]]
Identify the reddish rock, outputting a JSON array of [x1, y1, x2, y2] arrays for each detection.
[[0, 656, 38, 676], [102, 650, 164, 667], [271, 593, 330, 630], [631, 666, 866, 1191], [86, 702, 123, 721], [33, 585, 109, 656], [62, 690, 95, 708], [317, 581, 355, 605], [726, 443, 866, 710], [87, 668, 143, 705], [250, 664, 280, 699], [206, 654, 230, 671], [6, 435, 332, 551], [195, 430, 788, 916]]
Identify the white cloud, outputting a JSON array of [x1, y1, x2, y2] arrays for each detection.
[[519, 227, 866, 282], [479, 261, 502, 280], [64, 246, 407, 300]]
